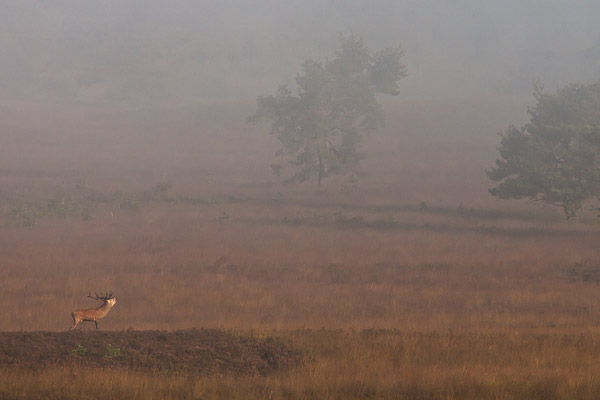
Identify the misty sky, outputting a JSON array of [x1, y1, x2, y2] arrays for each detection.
[[1, 1, 599, 106]]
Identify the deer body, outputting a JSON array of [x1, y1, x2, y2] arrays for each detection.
[[71, 292, 116, 330]]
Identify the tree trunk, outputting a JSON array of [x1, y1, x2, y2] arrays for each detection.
[[563, 199, 582, 221], [318, 153, 324, 186]]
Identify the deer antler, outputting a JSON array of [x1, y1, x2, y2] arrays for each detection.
[[87, 291, 113, 301]]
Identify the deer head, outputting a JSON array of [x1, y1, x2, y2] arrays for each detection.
[[87, 291, 117, 307]]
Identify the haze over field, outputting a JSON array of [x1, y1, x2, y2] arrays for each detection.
[[1, 1, 599, 211], [4, 3, 600, 398], [1, 1, 599, 106]]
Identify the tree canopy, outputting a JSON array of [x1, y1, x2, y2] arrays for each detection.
[[249, 35, 406, 186], [487, 81, 600, 220]]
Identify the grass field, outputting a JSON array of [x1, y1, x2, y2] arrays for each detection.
[[1, 97, 600, 399]]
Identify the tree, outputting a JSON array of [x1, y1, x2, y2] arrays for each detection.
[[249, 35, 406, 186], [487, 81, 600, 220]]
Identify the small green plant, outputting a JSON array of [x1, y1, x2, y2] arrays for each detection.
[[75, 178, 88, 192], [71, 343, 87, 356], [111, 190, 141, 211], [7, 197, 44, 227], [219, 212, 229, 223], [47, 194, 80, 219], [154, 181, 172, 194], [105, 343, 121, 359]]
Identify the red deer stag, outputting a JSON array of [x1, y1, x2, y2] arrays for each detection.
[[70, 292, 117, 330]]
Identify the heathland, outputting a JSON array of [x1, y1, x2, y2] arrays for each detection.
[[1, 97, 600, 399]]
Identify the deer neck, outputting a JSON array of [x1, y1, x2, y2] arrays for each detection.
[[97, 301, 114, 314]]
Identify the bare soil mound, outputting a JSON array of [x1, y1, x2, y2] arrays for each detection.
[[0, 329, 304, 376]]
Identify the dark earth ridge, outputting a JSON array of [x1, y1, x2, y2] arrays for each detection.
[[0, 329, 304, 376]]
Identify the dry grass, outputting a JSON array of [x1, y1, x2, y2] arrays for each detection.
[[2, 196, 600, 399], [1, 199, 598, 333], [2, 97, 600, 398], [3, 330, 600, 399]]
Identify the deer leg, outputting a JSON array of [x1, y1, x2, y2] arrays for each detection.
[[70, 313, 78, 331], [95, 320, 99, 329]]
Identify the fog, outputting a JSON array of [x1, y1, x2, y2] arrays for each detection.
[[1, 1, 600, 209], [5, 3, 600, 377], [1, 1, 599, 106]]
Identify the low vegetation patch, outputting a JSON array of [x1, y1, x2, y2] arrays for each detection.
[[0, 330, 304, 376]]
